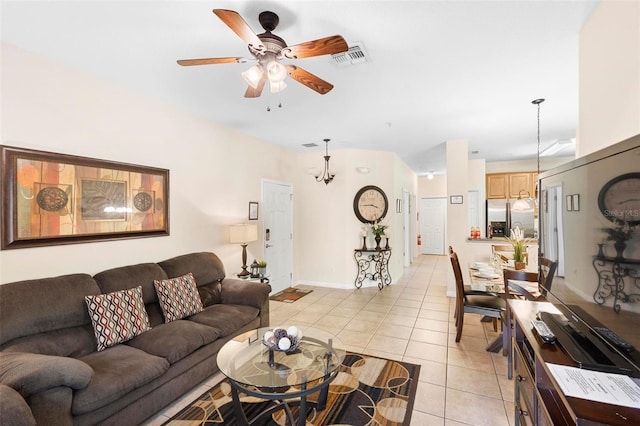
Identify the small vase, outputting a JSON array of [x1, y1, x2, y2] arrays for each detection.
[[515, 261, 526, 270], [361, 236, 368, 250], [597, 243, 605, 258], [374, 235, 381, 250], [384, 236, 390, 250], [614, 240, 627, 260]]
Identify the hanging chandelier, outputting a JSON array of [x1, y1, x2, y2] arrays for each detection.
[[532, 98, 545, 180], [315, 138, 335, 185]]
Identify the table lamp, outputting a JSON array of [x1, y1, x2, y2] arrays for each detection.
[[229, 224, 258, 277]]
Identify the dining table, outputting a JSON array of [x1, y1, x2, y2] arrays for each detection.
[[467, 261, 540, 353]]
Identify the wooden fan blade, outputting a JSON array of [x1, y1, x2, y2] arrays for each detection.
[[244, 75, 267, 98], [283, 35, 348, 59], [286, 65, 334, 95], [177, 57, 244, 66], [213, 9, 264, 51]]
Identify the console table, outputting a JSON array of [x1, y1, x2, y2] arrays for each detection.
[[592, 255, 640, 312], [510, 300, 640, 425], [353, 248, 391, 290]]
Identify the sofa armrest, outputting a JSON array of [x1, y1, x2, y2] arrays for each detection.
[[0, 352, 93, 397], [220, 278, 271, 309], [0, 384, 36, 426]]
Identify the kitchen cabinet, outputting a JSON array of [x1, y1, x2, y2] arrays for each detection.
[[486, 172, 537, 199]]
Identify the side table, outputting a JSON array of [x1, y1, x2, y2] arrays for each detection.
[[353, 248, 391, 290]]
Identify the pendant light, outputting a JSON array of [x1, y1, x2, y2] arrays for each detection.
[[315, 138, 335, 185]]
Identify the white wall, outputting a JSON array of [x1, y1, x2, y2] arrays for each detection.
[[1, 43, 419, 288], [578, 0, 640, 155], [486, 157, 574, 174], [0, 43, 297, 283], [292, 148, 417, 289]]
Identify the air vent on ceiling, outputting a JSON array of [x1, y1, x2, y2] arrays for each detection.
[[331, 42, 368, 66], [302, 143, 318, 148]]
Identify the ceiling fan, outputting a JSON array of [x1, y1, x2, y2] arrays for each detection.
[[177, 9, 349, 98]]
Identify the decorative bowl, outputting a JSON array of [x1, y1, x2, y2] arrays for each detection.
[[262, 326, 303, 353]]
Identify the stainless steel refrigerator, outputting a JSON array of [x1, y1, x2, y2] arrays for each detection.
[[486, 199, 536, 238]]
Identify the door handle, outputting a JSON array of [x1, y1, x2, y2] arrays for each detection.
[[266, 244, 273, 248]]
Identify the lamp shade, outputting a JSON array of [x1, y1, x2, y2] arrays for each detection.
[[229, 224, 258, 244]]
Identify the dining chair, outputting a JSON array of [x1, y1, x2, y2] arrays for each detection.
[[503, 268, 538, 379], [538, 257, 558, 299], [492, 244, 529, 264], [449, 246, 506, 343]]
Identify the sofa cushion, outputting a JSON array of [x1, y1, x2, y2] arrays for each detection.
[[153, 273, 203, 323], [0, 384, 36, 426], [73, 345, 169, 415], [125, 320, 220, 364], [188, 304, 260, 337], [0, 352, 93, 397], [158, 252, 226, 287], [85, 286, 151, 351], [0, 326, 96, 358], [93, 262, 168, 305], [0, 274, 100, 346]]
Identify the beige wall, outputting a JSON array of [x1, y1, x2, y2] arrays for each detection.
[[578, 0, 640, 155], [0, 43, 296, 283], [0, 43, 418, 288]]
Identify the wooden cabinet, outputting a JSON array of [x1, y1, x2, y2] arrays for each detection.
[[511, 300, 640, 425], [486, 172, 538, 199], [486, 174, 509, 198]]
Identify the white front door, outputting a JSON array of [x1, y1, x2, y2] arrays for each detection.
[[420, 197, 446, 255], [262, 181, 293, 294]]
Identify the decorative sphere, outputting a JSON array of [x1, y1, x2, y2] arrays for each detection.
[[265, 335, 278, 347], [263, 331, 274, 341], [278, 337, 291, 351], [274, 328, 287, 339], [287, 326, 299, 338]]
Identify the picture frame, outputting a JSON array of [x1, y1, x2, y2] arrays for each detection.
[[572, 194, 580, 211], [1, 145, 169, 250], [450, 195, 463, 204], [566, 195, 573, 211], [248, 201, 259, 220]]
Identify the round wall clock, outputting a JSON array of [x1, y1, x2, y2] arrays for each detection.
[[597, 172, 640, 225], [353, 185, 389, 224]]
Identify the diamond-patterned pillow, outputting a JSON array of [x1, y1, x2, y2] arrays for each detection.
[[85, 286, 151, 351], [153, 272, 203, 323]]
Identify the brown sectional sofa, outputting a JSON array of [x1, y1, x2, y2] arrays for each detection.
[[0, 252, 271, 425]]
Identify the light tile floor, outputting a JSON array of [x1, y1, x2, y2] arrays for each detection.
[[143, 254, 514, 426]]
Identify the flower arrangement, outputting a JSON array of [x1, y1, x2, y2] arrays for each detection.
[[506, 226, 532, 263], [602, 220, 637, 243], [370, 220, 388, 236]]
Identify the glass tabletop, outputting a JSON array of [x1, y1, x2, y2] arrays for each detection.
[[217, 326, 346, 390]]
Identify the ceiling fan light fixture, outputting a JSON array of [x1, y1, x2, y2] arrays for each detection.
[[269, 80, 287, 93], [241, 64, 263, 89], [266, 61, 287, 83]]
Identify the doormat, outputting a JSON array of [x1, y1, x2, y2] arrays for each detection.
[[161, 352, 420, 425], [269, 287, 313, 303]]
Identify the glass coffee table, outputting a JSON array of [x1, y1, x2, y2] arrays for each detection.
[[217, 326, 346, 426]]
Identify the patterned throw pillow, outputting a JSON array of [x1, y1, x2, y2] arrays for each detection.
[[153, 272, 204, 323], [85, 286, 151, 351]]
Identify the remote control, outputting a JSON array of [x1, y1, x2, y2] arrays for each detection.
[[593, 327, 635, 353], [532, 320, 557, 344]]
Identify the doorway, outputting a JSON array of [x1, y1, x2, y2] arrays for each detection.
[[262, 180, 293, 294], [420, 197, 447, 255]]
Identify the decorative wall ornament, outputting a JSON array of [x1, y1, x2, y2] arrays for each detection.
[[1, 145, 169, 249]]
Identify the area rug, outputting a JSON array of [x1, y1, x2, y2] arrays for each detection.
[[269, 287, 313, 303], [162, 352, 420, 425]]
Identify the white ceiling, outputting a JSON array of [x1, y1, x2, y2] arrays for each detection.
[[1, 0, 599, 175]]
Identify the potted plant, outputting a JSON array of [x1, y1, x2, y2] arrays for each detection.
[[370, 221, 388, 250], [602, 220, 637, 259], [506, 227, 531, 270], [257, 260, 267, 277]]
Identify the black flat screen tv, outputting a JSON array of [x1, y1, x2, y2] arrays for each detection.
[[538, 133, 640, 377]]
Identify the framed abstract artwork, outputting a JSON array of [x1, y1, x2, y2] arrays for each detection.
[[1, 145, 170, 249]]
